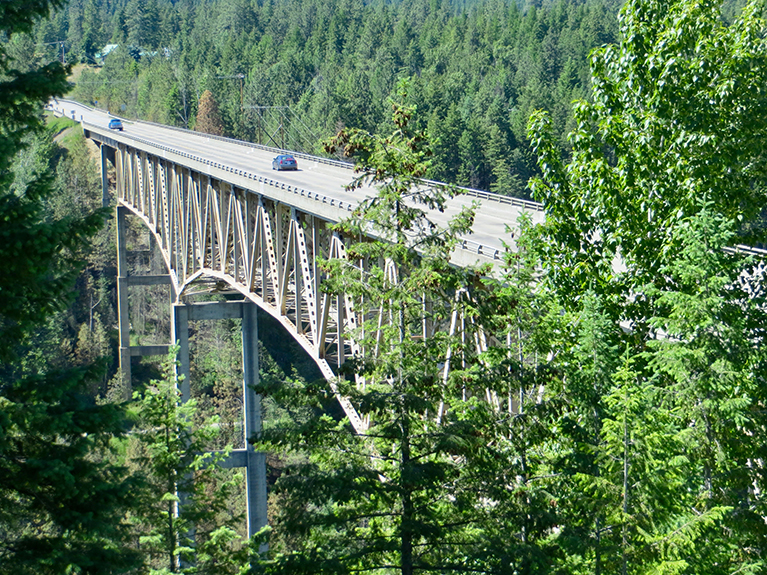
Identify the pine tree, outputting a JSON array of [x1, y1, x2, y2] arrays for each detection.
[[0, 1, 142, 572], [253, 79, 511, 574], [129, 350, 249, 574], [455, 212, 564, 573]]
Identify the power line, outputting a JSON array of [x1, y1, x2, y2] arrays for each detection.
[[217, 74, 245, 113], [75, 80, 138, 84]]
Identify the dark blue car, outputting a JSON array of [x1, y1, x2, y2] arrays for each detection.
[[272, 154, 297, 171], [108, 118, 123, 131]]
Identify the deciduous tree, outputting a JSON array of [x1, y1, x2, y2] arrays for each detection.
[[528, 0, 767, 571]]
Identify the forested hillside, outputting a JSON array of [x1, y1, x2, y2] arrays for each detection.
[[28, 0, 621, 197]]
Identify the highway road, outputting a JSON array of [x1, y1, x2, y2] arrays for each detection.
[[53, 99, 545, 266]]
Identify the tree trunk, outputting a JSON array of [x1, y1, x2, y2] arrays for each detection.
[[401, 417, 413, 575]]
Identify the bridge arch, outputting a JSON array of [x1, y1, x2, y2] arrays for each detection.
[[100, 134, 367, 432]]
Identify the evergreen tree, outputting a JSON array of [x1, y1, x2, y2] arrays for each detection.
[[67, 0, 620, 197], [0, 1, 142, 572], [129, 350, 249, 574], [126, 0, 159, 50], [455, 212, 564, 573], [254, 80, 504, 574]]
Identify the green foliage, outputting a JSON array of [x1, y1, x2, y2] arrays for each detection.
[[529, 0, 767, 309], [528, 0, 767, 572], [257, 81, 508, 575], [325, 78, 474, 248], [0, 70, 101, 362], [0, 364, 143, 575], [0, 1, 142, 573], [130, 349, 249, 574], [10, 1, 767, 573], [64, 0, 620, 198]]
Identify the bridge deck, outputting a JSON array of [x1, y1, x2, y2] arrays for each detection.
[[57, 99, 545, 266]]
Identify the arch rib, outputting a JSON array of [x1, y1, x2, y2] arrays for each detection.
[[110, 144, 367, 434]]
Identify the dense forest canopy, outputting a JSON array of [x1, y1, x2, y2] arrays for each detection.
[[20, 0, 624, 197], [17, 0, 756, 198]]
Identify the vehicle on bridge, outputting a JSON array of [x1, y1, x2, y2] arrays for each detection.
[[272, 154, 297, 171], [108, 118, 124, 131]]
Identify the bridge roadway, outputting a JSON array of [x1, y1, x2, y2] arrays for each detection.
[[54, 99, 545, 265]]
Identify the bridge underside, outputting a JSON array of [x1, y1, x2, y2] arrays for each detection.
[[103, 138, 366, 430]]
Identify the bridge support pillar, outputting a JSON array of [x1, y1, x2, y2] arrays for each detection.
[[242, 302, 268, 541], [172, 300, 268, 540], [100, 144, 109, 208], [116, 206, 131, 398], [116, 206, 175, 398], [171, 303, 191, 402]]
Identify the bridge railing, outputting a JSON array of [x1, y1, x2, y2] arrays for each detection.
[[725, 244, 767, 257], [141, 122, 546, 213], [83, 121, 363, 214], [420, 179, 544, 212], [61, 98, 354, 170], [137, 120, 354, 170]]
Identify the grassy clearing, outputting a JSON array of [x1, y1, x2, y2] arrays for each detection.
[[46, 113, 77, 135], [44, 113, 98, 159], [46, 114, 84, 148]]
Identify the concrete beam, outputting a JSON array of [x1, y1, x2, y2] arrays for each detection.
[[216, 449, 247, 469], [185, 300, 247, 321]]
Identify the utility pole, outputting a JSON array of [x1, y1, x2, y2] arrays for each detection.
[[243, 105, 292, 150], [238, 73, 244, 112], [257, 107, 262, 145], [44, 40, 66, 64]]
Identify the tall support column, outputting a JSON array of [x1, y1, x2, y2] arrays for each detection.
[[170, 301, 193, 569], [242, 303, 268, 539], [171, 303, 191, 403], [116, 205, 174, 396], [116, 206, 131, 398], [175, 301, 269, 540], [101, 144, 109, 208]]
